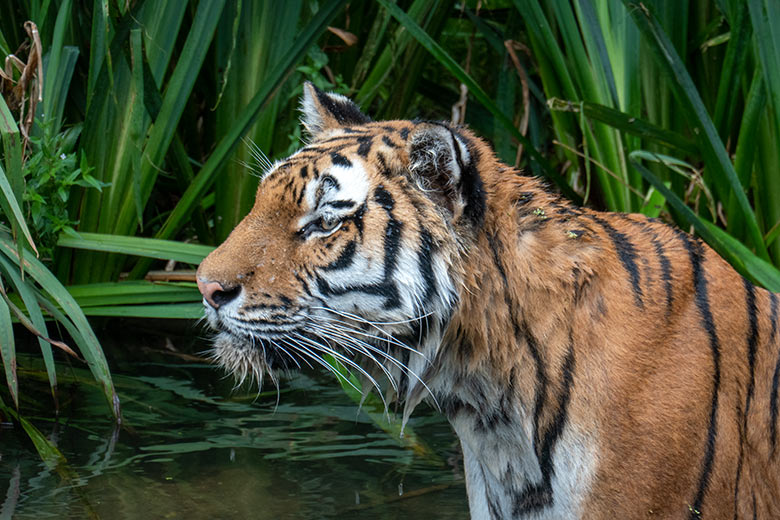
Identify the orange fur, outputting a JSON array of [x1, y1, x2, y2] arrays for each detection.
[[197, 84, 780, 519]]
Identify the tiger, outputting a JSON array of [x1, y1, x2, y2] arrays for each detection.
[[196, 82, 780, 519]]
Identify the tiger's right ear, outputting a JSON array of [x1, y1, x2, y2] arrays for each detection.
[[300, 82, 371, 139]]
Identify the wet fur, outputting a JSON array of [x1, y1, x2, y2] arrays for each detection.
[[197, 83, 780, 519]]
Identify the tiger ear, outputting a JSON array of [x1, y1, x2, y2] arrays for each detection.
[[300, 82, 371, 138], [407, 124, 486, 227]]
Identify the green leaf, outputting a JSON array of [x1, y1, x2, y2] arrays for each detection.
[[623, 0, 769, 261], [0, 234, 120, 419], [143, 0, 348, 262], [0, 152, 38, 256], [67, 281, 200, 308], [0, 395, 67, 468], [79, 302, 204, 319], [0, 254, 57, 401], [548, 98, 698, 155], [57, 232, 213, 264], [0, 288, 18, 408], [110, 0, 227, 239]]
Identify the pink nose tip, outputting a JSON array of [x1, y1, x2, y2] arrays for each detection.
[[197, 279, 226, 309]]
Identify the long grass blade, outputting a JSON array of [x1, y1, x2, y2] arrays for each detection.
[[623, 0, 769, 260], [141, 0, 348, 255], [0, 395, 66, 468], [109, 0, 226, 246], [57, 232, 213, 265], [0, 254, 56, 401], [77, 303, 204, 319], [0, 234, 120, 420], [67, 281, 200, 308], [0, 286, 17, 408], [0, 99, 37, 254], [548, 98, 698, 155]]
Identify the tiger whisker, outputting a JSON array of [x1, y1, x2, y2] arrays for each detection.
[[306, 321, 439, 408], [309, 321, 415, 379], [243, 137, 273, 168], [311, 312, 425, 357], [307, 324, 400, 392], [312, 305, 434, 326], [291, 332, 387, 408], [283, 335, 363, 394]]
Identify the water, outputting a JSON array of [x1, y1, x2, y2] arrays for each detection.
[[0, 328, 468, 519]]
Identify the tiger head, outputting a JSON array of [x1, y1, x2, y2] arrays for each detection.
[[196, 82, 488, 400]]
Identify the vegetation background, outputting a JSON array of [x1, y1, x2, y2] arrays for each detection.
[[0, 0, 779, 460]]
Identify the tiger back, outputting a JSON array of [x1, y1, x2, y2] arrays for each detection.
[[196, 82, 780, 519]]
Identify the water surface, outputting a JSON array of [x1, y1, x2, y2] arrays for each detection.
[[0, 328, 468, 519]]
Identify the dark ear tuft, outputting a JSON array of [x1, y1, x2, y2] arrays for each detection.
[[300, 82, 371, 138], [407, 123, 485, 227]]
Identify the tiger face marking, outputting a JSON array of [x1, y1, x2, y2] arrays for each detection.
[[198, 82, 780, 519]]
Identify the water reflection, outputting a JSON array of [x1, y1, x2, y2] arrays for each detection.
[[1, 353, 467, 519]]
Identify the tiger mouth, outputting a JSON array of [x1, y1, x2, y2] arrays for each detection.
[[207, 305, 426, 395], [209, 328, 316, 380]]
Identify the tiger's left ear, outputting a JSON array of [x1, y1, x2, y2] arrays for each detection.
[[300, 82, 371, 138], [407, 123, 486, 228]]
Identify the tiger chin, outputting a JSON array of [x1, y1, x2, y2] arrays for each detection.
[[197, 82, 780, 519]]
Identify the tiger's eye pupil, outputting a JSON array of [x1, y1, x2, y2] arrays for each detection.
[[321, 217, 337, 230]]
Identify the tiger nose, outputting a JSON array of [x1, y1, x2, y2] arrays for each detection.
[[197, 279, 240, 309]]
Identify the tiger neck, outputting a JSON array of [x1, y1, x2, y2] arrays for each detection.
[[424, 174, 593, 517]]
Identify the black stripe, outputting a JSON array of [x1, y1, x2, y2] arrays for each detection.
[[590, 215, 644, 308], [488, 232, 560, 515], [487, 234, 544, 434], [299, 165, 309, 179], [348, 203, 366, 238], [356, 136, 372, 157], [735, 279, 759, 510], [743, 279, 758, 425], [680, 233, 721, 520], [753, 493, 757, 520], [450, 129, 486, 227], [243, 303, 284, 312], [316, 133, 372, 146], [650, 233, 674, 318], [330, 152, 352, 168], [514, 328, 576, 516], [487, 233, 510, 287], [418, 229, 437, 306], [374, 185, 395, 210], [300, 143, 349, 154], [294, 273, 313, 297], [322, 240, 356, 271], [768, 292, 780, 455], [734, 422, 744, 520], [315, 190, 401, 309], [324, 200, 355, 209], [525, 324, 549, 458], [381, 217, 403, 309], [382, 135, 398, 148], [400, 127, 410, 140], [376, 151, 394, 178]]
